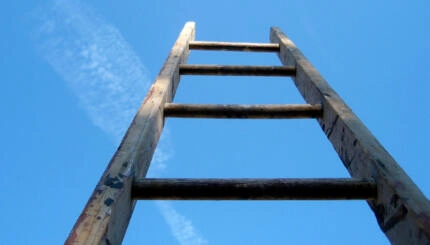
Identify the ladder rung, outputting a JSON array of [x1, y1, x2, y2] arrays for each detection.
[[189, 41, 280, 52], [179, 64, 296, 76], [164, 103, 322, 119], [132, 178, 377, 200]]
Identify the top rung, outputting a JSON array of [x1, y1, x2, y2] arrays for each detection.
[[189, 41, 280, 52]]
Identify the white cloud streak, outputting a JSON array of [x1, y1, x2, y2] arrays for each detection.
[[34, 0, 149, 144], [32, 1, 207, 244], [148, 129, 207, 245], [157, 201, 208, 245]]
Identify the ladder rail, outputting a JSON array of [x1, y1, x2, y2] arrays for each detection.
[[66, 22, 430, 244], [65, 22, 196, 245], [270, 27, 430, 244]]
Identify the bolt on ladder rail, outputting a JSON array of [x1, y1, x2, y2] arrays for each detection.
[[65, 22, 430, 244]]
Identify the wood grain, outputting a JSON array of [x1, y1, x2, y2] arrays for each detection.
[[65, 22, 195, 245], [271, 26, 430, 244]]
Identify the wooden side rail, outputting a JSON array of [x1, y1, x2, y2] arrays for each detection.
[[65, 22, 196, 245], [271, 26, 430, 244]]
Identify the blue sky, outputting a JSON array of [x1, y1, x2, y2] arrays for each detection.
[[1, 0, 429, 244]]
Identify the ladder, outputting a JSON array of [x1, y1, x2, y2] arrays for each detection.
[[66, 22, 430, 244]]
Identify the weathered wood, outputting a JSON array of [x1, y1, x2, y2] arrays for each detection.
[[132, 178, 376, 200], [271, 27, 430, 244], [189, 41, 279, 52], [163, 103, 322, 119], [179, 64, 295, 76], [65, 22, 195, 245]]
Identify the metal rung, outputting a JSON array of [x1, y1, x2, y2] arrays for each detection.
[[164, 103, 322, 119], [179, 64, 296, 76], [132, 178, 377, 200], [189, 41, 280, 52]]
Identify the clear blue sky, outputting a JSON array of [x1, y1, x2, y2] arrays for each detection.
[[1, 0, 429, 244]]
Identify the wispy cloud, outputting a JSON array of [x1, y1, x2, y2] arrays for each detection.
[[31, 1, 207, 244], [33, 0, 149, 144], [157, 201, 208, 245], [148, 129, 207, 245]]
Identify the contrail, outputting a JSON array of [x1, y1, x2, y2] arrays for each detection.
[[31, 1, 207, 244], [157, 201, 208, 245], [33, 0, 149, 144]]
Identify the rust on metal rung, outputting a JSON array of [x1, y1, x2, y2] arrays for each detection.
[[132, 178, 377, 200], [163, 103, 322, 119], [179, 64, 296, 76], [189, 41, 280, 52]]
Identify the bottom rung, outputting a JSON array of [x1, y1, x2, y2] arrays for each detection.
[[132, 178, 376, 200]]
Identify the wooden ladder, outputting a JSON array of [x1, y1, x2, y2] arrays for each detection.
[[66, 22, 430, 244]]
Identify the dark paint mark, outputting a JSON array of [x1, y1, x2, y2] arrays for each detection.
[[345, 151, 357, 168], [390, 194, 400, 208], [375, 200, 409, 232], [326, 115, 339, 139], [340, 128, 345, 142], [376, 159, 387, 171], [375, 204, 386, 227], [104, 198, 114, 206], [104, 174, 124, 189], [381, 205, 408, 232], [340, 146, 352, 169]]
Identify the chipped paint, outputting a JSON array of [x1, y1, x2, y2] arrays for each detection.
[[104, 198, 114, 206], [271, 26, 430, 243], [104, 174, 124, 189], [142, 86, 155, 105], [65, 22, 196, 245]]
